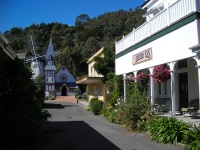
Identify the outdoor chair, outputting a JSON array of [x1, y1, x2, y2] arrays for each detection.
[[151, 98, 168, 114], [152, 104, 165, 115], [181, 99, 199, 117]]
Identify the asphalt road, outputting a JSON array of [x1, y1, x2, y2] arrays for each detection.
[[41, 101, 184, 150]]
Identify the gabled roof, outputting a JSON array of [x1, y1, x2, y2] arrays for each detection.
[[45, 38, 55, 60], [141, 0, 151, 8], [87, 47, 104, 63]]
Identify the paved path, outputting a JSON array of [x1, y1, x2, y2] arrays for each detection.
[[41, 96, 183, 150]]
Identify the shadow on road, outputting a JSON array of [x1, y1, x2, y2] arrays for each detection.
[[43, 103, 65, 109], [41, 121, 121, 150], [43, 103, 78, 109]]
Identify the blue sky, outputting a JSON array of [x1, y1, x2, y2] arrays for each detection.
[[0, 0, 145, 33]]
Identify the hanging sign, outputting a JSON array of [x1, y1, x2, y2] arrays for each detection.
[[132, 48, 152, 65]]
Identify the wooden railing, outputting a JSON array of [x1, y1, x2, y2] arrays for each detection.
[[115, 0, 200, 54]]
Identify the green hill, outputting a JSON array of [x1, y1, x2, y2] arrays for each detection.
[[3, 7, 145, 77]]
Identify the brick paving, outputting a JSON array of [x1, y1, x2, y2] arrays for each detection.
[[45, 96, 77, 103]]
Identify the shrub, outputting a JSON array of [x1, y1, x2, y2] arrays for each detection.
[[91, 100, 104, 115], [44, 96, 49, 100], [89, 98, 103, 115], [137, 110, 158, 131], [103, 106, 119, 123], [148, 117, 190, 145], [183, 124, 200, 150], [89, 98, 98, 110]]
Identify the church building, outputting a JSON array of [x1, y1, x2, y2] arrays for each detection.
[[44, 38, 77, 97]]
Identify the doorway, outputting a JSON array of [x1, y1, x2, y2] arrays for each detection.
[[61, 85, 67, 96], [179, 72, 188, 109]]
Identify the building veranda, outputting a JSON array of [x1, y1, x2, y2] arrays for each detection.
[[115, 0, 200, 116]]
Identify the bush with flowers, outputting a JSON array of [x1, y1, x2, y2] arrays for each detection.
[[136, 72, 149, 85], [152, 64, 171, 82]]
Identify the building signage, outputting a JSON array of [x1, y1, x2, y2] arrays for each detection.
[[132, 48, 152, 65]]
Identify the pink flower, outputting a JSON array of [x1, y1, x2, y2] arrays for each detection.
[[136, 72, 149, 85], [152, 65, 171, 82]]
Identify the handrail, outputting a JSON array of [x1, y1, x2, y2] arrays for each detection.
[[115, 0, 199, 55]]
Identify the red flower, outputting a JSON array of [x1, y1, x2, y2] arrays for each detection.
[[152, 64, 171, 82], [136, 72, 149, 85]]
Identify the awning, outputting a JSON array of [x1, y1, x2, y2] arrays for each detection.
[[76, 75, 102, 84]]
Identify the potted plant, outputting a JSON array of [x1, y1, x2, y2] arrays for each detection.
[[136, 72, 149, 85], [152, 64, 171, 82]]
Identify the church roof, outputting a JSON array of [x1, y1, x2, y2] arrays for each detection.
[[44, 65, 56, 70], [45, 38, 55, 60], [55, 82, 77, 88]]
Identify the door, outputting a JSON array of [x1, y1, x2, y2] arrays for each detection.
[[61, 85, 67, 96], [179, 72, 188, 109]]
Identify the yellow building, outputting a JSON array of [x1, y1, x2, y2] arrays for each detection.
[[76, 47, 106, 102]]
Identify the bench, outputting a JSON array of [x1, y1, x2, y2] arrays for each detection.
[[181, 99, 199, 117]]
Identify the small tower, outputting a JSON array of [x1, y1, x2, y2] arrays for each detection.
[[44, 38, 56, 96]]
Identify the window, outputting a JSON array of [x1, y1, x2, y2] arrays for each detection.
[[47, 71, 53, 76], [157, 81, 168, 96], [94, 86, 98, 97], [99, 86, 103, 96], [164, 82, 167, 95], [158, 82, 161, 95], [89, 86, 92, 95]]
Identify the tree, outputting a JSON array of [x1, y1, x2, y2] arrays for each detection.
[[93, 44, 115, 83], [75, 14, 91, 27], [0, 58, 50, 150]]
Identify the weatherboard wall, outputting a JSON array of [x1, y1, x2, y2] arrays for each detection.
[[115, 20, 198, 75]]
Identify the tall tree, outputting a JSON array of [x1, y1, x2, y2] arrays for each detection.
[[75, 14, 91, 27], [93, 44, 115, 83]]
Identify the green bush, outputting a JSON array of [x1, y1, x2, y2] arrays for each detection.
[[137, 110, 158, 131], [103, 106, 119, 123], [148, 117, 190, 145], [90, 99, 103, 115], [89, 98, 98, 110], [183, 124, 200, 150], [122, 94, 151, 130], [0, 58, 51, 150], [44, 96, 49, 100]]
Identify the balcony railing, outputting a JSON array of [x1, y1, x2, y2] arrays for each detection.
[[115, 0, 200, 54]]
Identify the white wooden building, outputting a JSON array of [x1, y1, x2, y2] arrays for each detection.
[[55, 65, 77, 96], [115, 0, 200, 116]]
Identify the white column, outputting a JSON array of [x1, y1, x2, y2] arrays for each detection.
[[123, 73, 127, 102], [133, 71, 138, 82], [169, 61, 176, 117], [170, 70, 176, 117], [168, 61, 176, 116], [193, 56, 200, 109], [149, 67, 155, 105]]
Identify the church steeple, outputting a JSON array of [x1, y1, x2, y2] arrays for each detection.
[[45, 38, 55, 60], [44, 38, 56, 97]]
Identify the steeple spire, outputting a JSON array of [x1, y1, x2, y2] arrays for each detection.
[[45, 38, 55, 60]]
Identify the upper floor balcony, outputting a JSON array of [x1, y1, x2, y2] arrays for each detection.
[[115, 0, 200, 55]]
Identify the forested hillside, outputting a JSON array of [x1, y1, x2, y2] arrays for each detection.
[[4, 7, 145, 77]]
